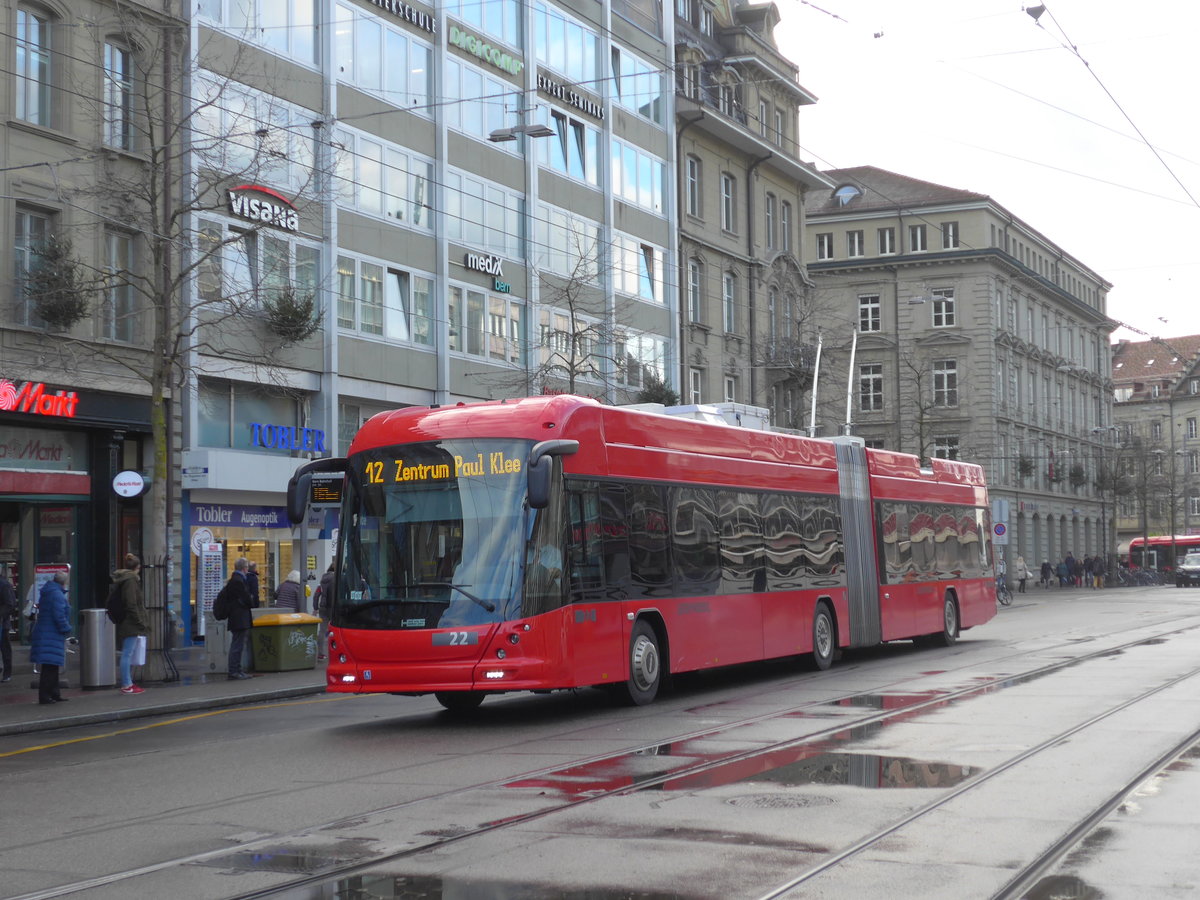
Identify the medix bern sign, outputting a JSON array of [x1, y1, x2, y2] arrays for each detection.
[[0, 379, 79, 418], [227, 185, 299, 232]]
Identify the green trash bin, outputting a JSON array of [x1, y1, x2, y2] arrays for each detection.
[[251, 613, 321, 671]]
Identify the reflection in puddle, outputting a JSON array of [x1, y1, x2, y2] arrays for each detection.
[[739, 752, 974, 789], [197, 841, 379, 874], [322, 873, 691, 899], [1022, 874, 1103, 900]]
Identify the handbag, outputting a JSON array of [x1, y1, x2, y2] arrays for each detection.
[[131, 634, 147, 667]]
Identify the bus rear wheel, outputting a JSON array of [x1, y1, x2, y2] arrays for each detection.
[[621, 620, 662, 706], [435, 691, 486, 713], [932, 594, 959, 648], [812, 603, 835, 671]]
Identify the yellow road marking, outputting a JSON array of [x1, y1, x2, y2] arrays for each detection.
[[0, 694, 354, 758]]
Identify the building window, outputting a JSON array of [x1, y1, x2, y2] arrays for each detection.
[[1188, 417, 1198, 439], [909, 224, 927, 253], [336, 254, 431, 343], [611, 46, 665, 125], [758, 100, 768, 137], [942, 221, 959, 249], [816, 233, 834, 260], [699, 3, 713, 34], [878, 227, 895, 255], [933, 435, 960, 460], [103, 43, 133, 149], [685, 156, 701, 217], [614, 330, 669, 389], [765, 193, 776, 249], [931, 288, 955, 327], [103, 231, 135, 342], [1190, 378, 1199, 395], [1152, 421, 1163, 441], [720, 173, 736, 232], [847, 230, 864, 257], [858, 294, 881, 332], [1151, 384, 1161, 399], [198, 378, 302, 453], [676, 0, 691, 20], [859, 364, 883, 411], [724, 376, 737, 403], [613, 234, 666, 305], [722, 271, 737, 333], [204, 0, 317, 65], [16, 8, 51, 126], [933, 360, 958, 407], [774, 109, 785, 145], [687, 258, 702, 323], [1190, 451, 1200, 475], [780, 201, 792, 253], [689, 368, 702, 404], [13, 207, 50, 327]]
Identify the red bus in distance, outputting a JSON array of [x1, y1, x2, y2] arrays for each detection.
[[288, 395, 996, 711]]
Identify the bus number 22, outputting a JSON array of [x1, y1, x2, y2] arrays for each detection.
[[433, 631, 478, 646]]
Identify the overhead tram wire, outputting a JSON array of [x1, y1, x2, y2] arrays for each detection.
[[1029, 3, 1200, 211]]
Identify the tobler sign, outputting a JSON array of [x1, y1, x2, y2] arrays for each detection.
[[0, 378, 79, 418], [227, 184, 300, 232]]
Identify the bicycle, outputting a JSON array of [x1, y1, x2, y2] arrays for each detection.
[[996, 574, 1013, 606]]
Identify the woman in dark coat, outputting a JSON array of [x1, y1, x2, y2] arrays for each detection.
[[273, 570, 304, 611], [30, 572, 72, 704], [113, 554, 149, 694]]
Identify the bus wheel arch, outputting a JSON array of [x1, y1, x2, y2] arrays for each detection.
[[621, 615, 667, 706], [811, 599, 837, 671]]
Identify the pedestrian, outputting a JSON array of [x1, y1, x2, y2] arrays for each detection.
[[0, 563, 16, 683], [224, 557, 258, 680], [274, 570, 303, 611], [1015, 555, 1030, 593], [1057, 559, 1069, 587], [314, 563, 335, 660], [30, 571, 71, 704], [1040, 561, 1053, 588], [245, 560, 261, 606], [1064, 552, 1077, 587], [1092, 554, 1106, 589], [1073, 557, 1085, 588], [112, 553, 149, 695]]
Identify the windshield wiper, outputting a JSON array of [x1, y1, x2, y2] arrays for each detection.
[[413, 581, 496, 613]]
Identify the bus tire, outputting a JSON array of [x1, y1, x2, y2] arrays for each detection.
[[932, 594, 959, 648], [812, 603, 835, 671], [435, 691, 486, 713], [622, 620, 662, 706]]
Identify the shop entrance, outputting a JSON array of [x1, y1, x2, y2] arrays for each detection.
[[0, 501, 82, 640]]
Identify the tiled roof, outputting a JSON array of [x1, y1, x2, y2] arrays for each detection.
[[807, 166, 991, 215], [1111, 335, 1200, 387]]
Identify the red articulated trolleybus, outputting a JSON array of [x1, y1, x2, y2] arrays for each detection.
[[287, 395, 996, 711]]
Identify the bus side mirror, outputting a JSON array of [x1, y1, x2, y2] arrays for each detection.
[[527, 439, 579, 509]]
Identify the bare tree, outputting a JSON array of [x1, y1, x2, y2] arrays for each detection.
[[28, 6, 326, 567]]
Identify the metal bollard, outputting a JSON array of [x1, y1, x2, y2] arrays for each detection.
[[80, 608, 117, 689]]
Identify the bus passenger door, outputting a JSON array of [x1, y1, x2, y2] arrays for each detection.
[[564, 483, 627, 687]]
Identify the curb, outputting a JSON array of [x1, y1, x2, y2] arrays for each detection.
[[0, 683, 327, 738]]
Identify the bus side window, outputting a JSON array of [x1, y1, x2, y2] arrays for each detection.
[[600, 485, 631, 599], [567, 485, 604, 601]]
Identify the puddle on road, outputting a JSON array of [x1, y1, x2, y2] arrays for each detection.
[[736, 751, 974, 789], [193, 840, 380, 875], [323, 873, 692, 899], [1022, 874, 1104, 899]]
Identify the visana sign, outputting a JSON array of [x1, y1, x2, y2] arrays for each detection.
[[0, 379, 79, 418], [227, 185, 300, 232]]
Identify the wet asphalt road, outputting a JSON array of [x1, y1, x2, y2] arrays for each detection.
[[4, 584, 1200, 900]]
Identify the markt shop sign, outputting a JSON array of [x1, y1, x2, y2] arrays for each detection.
[[0, 379, 79, 418]]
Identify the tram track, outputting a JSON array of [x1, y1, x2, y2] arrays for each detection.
[[14, 608, 1200, 900]]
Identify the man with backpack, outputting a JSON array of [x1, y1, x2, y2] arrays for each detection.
[[221, 558, 258, 680]]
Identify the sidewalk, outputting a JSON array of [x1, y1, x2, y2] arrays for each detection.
[[0, 641, 327, 737]]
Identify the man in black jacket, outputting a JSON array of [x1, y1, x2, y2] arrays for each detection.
[[0, 564, 15, 682], [226, 558, 259, 680]]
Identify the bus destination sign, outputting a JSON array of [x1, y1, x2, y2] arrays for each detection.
[[364, 452, 522, 484]]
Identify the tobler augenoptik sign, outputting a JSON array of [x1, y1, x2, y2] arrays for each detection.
[[227, 184, 300, 232]]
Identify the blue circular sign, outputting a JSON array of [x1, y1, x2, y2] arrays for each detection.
[[994, 523, 1007, 536]]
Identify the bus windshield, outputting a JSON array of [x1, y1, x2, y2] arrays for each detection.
[[335, 439, 532, 630]]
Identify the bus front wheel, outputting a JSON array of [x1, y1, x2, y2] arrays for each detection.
[[435, 691, 486, 713], [622, 620, 662, 706], [812, 603, 835, 671]]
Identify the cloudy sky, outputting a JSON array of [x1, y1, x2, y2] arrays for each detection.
[[774, 0, 1199, 342]]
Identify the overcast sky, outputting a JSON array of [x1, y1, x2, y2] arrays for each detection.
[[774, 0, 1199, 343]]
